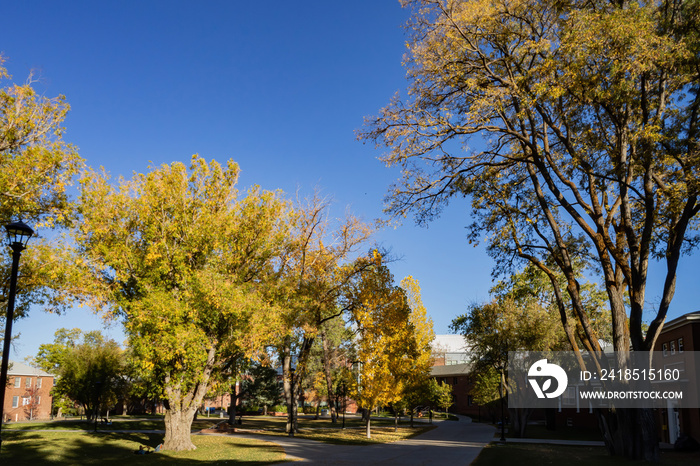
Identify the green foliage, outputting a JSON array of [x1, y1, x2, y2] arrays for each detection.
[[241, 363, 282, 409], [427, 378, 453, 412], [38, 328, 126, 419]]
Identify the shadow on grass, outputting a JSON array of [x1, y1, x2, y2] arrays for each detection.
[[2, 430, 285, 465]]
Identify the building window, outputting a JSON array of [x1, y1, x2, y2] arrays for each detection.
[[670, 341, 676, 355], [678, 338, 684, 353], [36, 378, 42, 389], [37, 396, 41, 405], [663, 343, 668, 357], [22, 397, 30, 406], [563, 386, 577, 405], [468, 395, 473, 406], [14, 377, 21, 388], [12, 396, 19, 408], [453, 377, 458, 385], [25, 377, 32, 388]]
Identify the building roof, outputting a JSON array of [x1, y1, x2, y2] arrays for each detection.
[[430, 362, 472, 377], [661, 311, 700, 333], [8, 360, 54, 377], [431, 334, 470, 354]]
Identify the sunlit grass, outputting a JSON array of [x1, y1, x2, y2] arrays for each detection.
[[2, 430, 285, 465]]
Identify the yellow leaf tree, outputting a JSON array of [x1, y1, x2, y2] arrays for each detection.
[[75, 156, 291, 450], [0, 56, 85, 327], [348, 262, 433, 438]]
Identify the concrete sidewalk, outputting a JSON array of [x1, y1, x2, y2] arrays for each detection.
[[238, 415, 495, 465]]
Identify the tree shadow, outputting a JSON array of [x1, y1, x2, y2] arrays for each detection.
[[2, 430, 285, 465]]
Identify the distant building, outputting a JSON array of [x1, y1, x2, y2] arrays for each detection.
[[431, 334, 470, 366], [3, 360, 55, 421], [429, 335, 479, 415], [652, 311, 700, 444]]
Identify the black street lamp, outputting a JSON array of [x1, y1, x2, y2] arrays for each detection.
[[0, 220, 34, 453], [288, 366, 296, 438], [499, 372, 506, 443]]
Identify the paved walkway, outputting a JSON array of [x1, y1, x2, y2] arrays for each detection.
[[236, 415, 495, 465]]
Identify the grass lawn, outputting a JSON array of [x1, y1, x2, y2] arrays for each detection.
[[473, 443, 700, 466], [3, 418, 219, 432], [499, 423, 603, 442], [250, 425, 437, 445], [2, 430, 286, 465], [222, 414, 437, 445]]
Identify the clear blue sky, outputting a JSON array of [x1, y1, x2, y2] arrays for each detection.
[[2, 1, 697, 360]]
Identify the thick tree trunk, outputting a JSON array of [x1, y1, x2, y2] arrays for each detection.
[[597, 407, 659, 461], [366, 415, 371, 439], [163, 407, 197, 451], [510, 408, 532, 438], [162, 345, 217, 451]]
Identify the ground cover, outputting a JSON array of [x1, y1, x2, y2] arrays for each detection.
[[2, 418, 219, 431], [1, 430, 285, 465], [472, 443, 700, 466], [496, 423, 603, 442], [217, 414, 437, 445]]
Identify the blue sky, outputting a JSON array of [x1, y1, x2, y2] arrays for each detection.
[[2, 1, 697, 360]]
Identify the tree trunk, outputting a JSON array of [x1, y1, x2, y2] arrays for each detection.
[[228, 403, 237, 426], [162, 345, 217, 451], [597, 407, 659, 461], [228, 381, 239, 425], [366, 415, 371, 439], [320, 329, 337, 423], [282, 342, 295, 435], [163, 407, 197, 451], [510, 408, 532, 438]]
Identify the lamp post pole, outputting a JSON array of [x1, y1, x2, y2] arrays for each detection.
[[500, 372, 506, 443], [0, 220, 34, 454], [288, 367, 295, 438]]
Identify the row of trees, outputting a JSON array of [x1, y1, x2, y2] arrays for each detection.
[[1, 55, 438, 450]]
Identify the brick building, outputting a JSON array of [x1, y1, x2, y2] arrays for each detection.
[[3, 360, 55, 421], [652, 311, 700, 444]]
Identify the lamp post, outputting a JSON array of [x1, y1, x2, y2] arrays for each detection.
[[288, 366, 295, 438], [0, 220, 34, 453], [499, 370, 506, 443]]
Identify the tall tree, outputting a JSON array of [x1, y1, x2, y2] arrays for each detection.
[[272, 195, 373, 435], [362, 0, 700, 459], [75, 156, 290, 450], [347, 261, 431, 438], [451, 296, 565, 437]]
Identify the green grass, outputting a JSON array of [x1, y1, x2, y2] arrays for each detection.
[[499, 424, 603, 442], [473, 443, 700, 466], [3, 418, 219, 432], [212, 414, 437, 445], [229, 413, 432, 431], [249, 424, 438, 445], [2, 430, 286, 465]]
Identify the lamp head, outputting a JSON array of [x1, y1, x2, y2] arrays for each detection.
[[5, 220, 34, 251]]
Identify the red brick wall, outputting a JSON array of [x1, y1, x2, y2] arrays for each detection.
[[3, 375, 54, 421]]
